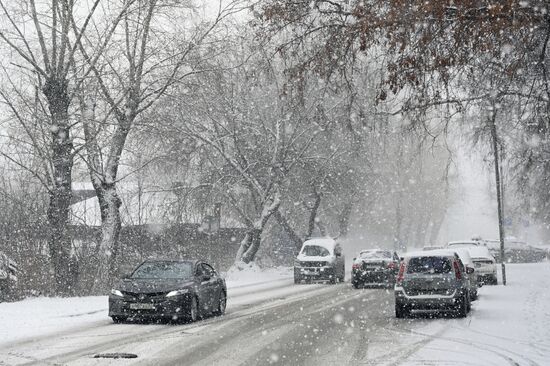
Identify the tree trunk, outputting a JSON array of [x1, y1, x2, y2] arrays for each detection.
[[273, 210, 303, 253], [235, 192, 281, 266], [44, 77, 74, 296], [488, 106, 507, 285], [339, 202, 353, 237], [96, 184, 123, 284], [239, 229, 262, 264], [306, 190, 322, 238]]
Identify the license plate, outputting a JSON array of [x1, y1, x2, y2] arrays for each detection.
[[304, 270, 319, 276], [130, 303, 155, 310]]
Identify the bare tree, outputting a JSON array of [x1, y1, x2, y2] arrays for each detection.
[[73, 0, 246, 281], [0, 0, 121, 294]]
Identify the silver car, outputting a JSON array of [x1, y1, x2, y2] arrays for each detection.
[[394, 250, 472, 318], [450, 248, 478, 300]]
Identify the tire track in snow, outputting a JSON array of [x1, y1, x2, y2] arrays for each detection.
[[10, 284, 343, 365], [384, 322, 536, 366]]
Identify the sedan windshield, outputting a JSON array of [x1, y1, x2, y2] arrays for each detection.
[[131, 261, 193, 279], [301, 245, 330, 257], [407, 257, 452, 274]]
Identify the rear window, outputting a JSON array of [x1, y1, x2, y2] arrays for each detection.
[[407, 256, 452, 274]]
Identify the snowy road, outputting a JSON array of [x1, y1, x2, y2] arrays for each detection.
[[0, 282, 398, 365], [1, 263, 550, 365]]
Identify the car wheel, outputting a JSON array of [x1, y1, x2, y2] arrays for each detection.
[[294, 274, 301, 284], [395, 304, 409, 318], [352, 281, 361, 289], [455, 295, 468, 318], [111, 316, 127, 324], [213, 291, 227, 316], [186, 296, 199, 322], [491, 276, 498, 285], [471, 289, 478, 301], [329, 275, 336, 284]]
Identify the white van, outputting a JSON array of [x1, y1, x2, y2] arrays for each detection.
[[294, 238, 345, 284]]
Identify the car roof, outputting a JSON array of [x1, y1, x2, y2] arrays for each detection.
[[359, 248, 392, 253], [451, 248, 474, 265], [302, 237, 337, 250], [422, 245, 444, 250], [467, 246, 494, 259], [404, 249, 457, 259], [447, 240, 479, 246], [143, 259, 200, 265]]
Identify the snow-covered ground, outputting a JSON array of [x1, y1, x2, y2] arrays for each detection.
[[0, 266, 295, 347], [401, 262, 550, 366], [0, 295, 107, 347], [1, 263, 549, 365]]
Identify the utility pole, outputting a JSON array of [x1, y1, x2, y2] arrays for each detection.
[[488, 103, 506, 285]]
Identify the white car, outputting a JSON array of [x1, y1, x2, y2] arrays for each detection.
[[447, 240, 480, 249], [467, 246, 498, 285], [422, 245, 445, 251], [294, 238, 345, 284]]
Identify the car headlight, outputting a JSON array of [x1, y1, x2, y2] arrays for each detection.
[[166, 289, 190, 297], [110, 289, 124, 297]]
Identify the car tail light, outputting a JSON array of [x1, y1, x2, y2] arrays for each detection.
[[396, 262, 406, 284], [453, 261, 462, 280], [352, 263, 361, 270]]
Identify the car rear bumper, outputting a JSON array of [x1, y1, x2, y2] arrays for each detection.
[[395, 288, 466, 310], [294, 266, 335, 280], [352, 269, 395, 284], [108, 294, 192, 319]]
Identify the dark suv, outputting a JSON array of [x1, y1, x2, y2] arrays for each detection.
[[394, 250, 472, 318]]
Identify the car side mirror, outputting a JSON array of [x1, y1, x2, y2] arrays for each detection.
[[466, 267, 474, 274]]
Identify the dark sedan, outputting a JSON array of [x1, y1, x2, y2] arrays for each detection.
[[109, 259, 227, 323], [351, 249, 400, 288]]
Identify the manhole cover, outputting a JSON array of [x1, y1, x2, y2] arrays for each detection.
[[94, 353, 138, 359]]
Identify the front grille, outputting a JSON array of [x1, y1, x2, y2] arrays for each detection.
[[405, 288, 453, 296], [121, 291, 169, 301], [300, 261, 327, 267]]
